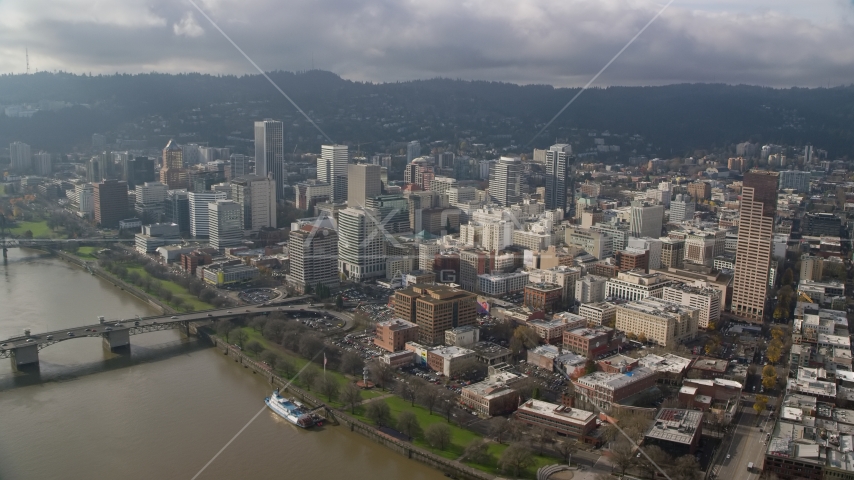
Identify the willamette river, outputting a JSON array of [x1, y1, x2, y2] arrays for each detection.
[[0, 248, 444, 480]]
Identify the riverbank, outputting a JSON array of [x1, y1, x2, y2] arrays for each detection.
[[51, 249, 174, 314], [210, 333, 495, 480]]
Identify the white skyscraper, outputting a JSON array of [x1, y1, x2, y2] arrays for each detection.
[[406, 141, 421, 162], [669, 194, 695, 223], [231, 175, 276, 233], [134, 181, 168, 222], [338, 206, 385, 281], [209, 200, 243, 250], [630, 201, 664, 238], [321, 144, 349, 203], [488, 157, 522, 207], [347, 164, 381, 207], [188, 191, 228, 238], [33, 151, 52, 176], [254, 119, 285, 202], [10, 141, 31, 172]]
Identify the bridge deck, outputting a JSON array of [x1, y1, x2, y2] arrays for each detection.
[[0, 302, 337, 358]]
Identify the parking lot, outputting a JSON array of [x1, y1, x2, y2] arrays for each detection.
[[238, 288, 279, 304]]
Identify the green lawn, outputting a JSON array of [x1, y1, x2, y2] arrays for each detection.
[[75, 246, 99, 259], [124, 265, 214, 311], [238, 327, 384, 403], [9, 220, 56, 238], [464, 442, 559, 479], [352, 394, 481, 460]]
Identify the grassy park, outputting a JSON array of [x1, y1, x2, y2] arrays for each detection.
[[124, 265, 214, 311], [9, 219, 56, 238]]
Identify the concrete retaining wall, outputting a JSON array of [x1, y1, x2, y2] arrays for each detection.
[[210, 336, 494, 480]]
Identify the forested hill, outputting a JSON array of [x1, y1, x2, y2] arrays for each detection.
[[1, 71, 852, 156]]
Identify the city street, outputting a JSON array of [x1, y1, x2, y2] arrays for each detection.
[[709, 405, 773, 480]]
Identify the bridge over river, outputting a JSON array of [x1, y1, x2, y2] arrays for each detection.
[[0, 303, 348, 368]]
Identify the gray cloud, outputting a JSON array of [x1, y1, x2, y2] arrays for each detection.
[[0, 0, 852, 87]]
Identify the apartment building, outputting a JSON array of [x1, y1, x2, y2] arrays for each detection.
[[615, 297, 699, 347]]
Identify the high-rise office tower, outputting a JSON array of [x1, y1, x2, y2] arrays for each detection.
[[188, 191, 227, 238], [337, 206, 385, 281], [732, 170, 779, 323], [134, 181, 168, 223], [160, 140, 188, 189], [93, 180, 128, 228], [127, 156, 155, 188], [321, 144, 349, 203], [209, 200, 243, 250], [778, 170, 809, 193], [87, 157, 102, 183], [10, 141, 31, 172], [544, 144, 573, 216], [254, 119, 284, 202], [165, 189, 191, 235], [488, 157, 522, 207], [669, 194, 695, 223], [407, 141, 421, 162], [230, 154, 251, 178], [33, 151, 52, 176], [230, 175, 276, 233], [347, 164, 381, 207], [287, 226, 340, 294], [630, 201, 664, 238]]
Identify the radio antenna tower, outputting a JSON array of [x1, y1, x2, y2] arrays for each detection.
[[26, 48, 29, 74]]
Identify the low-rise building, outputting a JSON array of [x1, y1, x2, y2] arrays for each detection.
[[381, 350, 415, 368], [615, 297, 699, 347], [662, 283, 721, 329], [470, 341, 514, 366], [527, 345, 562, 371], [643, 409, 703, 456], [461, 371, 521, 416], [514, 399, 598, 442], [478, 271, 529, 296], [572, 367, 658, 410], [445, 325, 481, 347], [605, 270, 673, 301], [687, 357, 729, 379], [637, 353, 692, 385], [596, 354, 638, 374], [202, 263, 260, 286], [404, 341, 432, 366], [374, 319, 419, 353], [523, 282, 564, 312], [426, 346, 476, 377], [563, 326, 625, 359], [578, 302, 617, 327]]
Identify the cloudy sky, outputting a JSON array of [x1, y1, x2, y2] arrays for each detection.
[[1, 0, 853, 87]]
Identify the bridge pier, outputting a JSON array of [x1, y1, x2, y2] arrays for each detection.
[[12, 344, 39, 367], [103, 329, 130, 350]]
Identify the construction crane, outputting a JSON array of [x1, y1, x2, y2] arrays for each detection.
[[355, 141, 374, 158]]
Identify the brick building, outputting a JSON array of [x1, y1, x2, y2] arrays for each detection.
[[394, 284, 478, 345], [524, 283, 563, 312], [374, 319, 420, 352]]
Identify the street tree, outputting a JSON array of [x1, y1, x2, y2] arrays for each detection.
[[317, 376, 340, 402], [368, 361, 396, 391], [231, 328, 248, 348], [259, 350, 280, 370], [555, 439, 579, 466], [245, 340, 263, 355], [424, 423, 452, 450], [439, 392, 456, 422], [461, 438, 491, 465], [418, 387, 440, 415], [762, 374, 778, 390], [340, 351, 365, 377], [340, 382, 363, 413], [611, 440, 637, 476], [396, 411, 422, 439], [301, 365, 320, 391], [498, 443, 535, 477], [365, 399, 392, 427]]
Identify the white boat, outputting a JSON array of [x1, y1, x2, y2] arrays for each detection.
[[265, 389, 314, 428]]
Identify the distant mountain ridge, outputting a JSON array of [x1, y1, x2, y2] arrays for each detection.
[[1, 71, 852, 156]]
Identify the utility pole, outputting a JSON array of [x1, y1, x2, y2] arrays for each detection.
[[26, 48, 29, 75]]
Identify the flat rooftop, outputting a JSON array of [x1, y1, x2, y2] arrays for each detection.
[[517, 399, 595, 425], [645, 409, 703, 445]]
